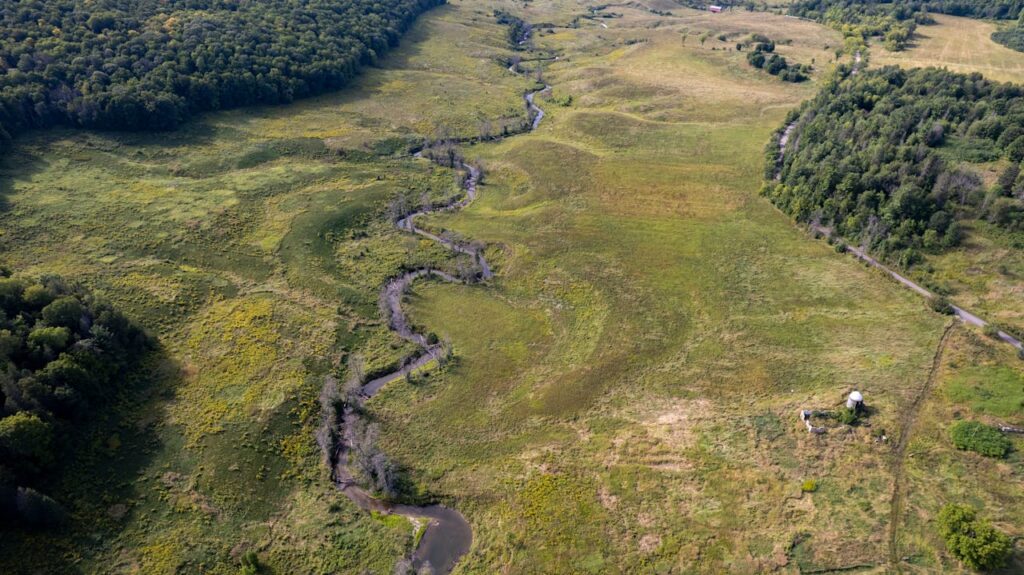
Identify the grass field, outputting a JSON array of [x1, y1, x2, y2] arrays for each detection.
[[897, 326, 1024, 572], [0, 1, 1021, 573], [908, 218, 1024, 337], [0, 3, 527, 573], [874, 14, 1024, 84]]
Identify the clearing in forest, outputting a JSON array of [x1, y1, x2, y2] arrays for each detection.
[[874, 14, 1024, 83]]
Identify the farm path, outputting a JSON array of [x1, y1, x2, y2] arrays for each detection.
[[887, 322, 955, 566], [809, 224, 1022, 350], [775, 103, 1022, 352]]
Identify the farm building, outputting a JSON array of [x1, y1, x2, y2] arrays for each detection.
[[709, 5, 723, 13]]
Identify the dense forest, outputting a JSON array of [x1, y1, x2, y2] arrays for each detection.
[[790, 0, 1024, 50], [0, 0, 446, 152], [765, 66, 1024, 266], [0, 269, 150, 528]]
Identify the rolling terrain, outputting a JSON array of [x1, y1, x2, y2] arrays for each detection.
[[0, 1, 1021, 573]]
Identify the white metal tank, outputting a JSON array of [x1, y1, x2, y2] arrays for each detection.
[[846, 390, 864, 410]]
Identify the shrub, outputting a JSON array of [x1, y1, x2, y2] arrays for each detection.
[[834, 241, 846, 253], [1008, 136, 1024, 163], [937, 503, 1013, 571], [0, 278, 26, 314], [240, 551, 260, 574], [86, 12, 117, 33], [553, 94, 573, 107], [897, 248, 921, 269], [924, 122, 946, 146], [983, 324, 1001, 339], [22, 285, 55, 309], [929, 296, 954, 315], [801, 479, 818, 492], [41, 296, 84, 330], [950, 421, 1012, 458], [0, 412, 54, 466], [834, 407, 859, 425], [765, 54, 789, 75], [780, 66, 809, 83], [27, 326, 71, 352]]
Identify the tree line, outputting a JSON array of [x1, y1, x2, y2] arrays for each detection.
[[792, 0, 1024, 21], [789, 0, 1024, 51], [494, 9, 531, 47], [0, 267, 151, 528], [992, 11, 1024, 52], [765, 66, 1024, 268], [743, 38, 811, 82], [0, 0, 446, 154]]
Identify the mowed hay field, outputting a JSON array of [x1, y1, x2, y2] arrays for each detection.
[[874, 14, 1024, 84], [0, 1, 1021, 574]]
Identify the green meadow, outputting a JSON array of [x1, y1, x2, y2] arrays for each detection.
[[1, 1, 1021, 573]]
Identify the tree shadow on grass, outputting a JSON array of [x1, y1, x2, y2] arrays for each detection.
[[0, 145, 49, 214], [0, 346, 182, 574], [997, 552, 1024, 575], [0, 172, 12, 213]]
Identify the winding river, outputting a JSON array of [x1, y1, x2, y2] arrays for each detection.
[[326, 61, 548, 574]]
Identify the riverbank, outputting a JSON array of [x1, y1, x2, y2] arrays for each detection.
[[324, 50, 551, 574]]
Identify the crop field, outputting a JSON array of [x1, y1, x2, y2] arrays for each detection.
[[873, 14, 1024, 84], [0, 0, 1021, 574]]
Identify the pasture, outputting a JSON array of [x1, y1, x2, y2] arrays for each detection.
[[0, 1, 1020, 573]]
